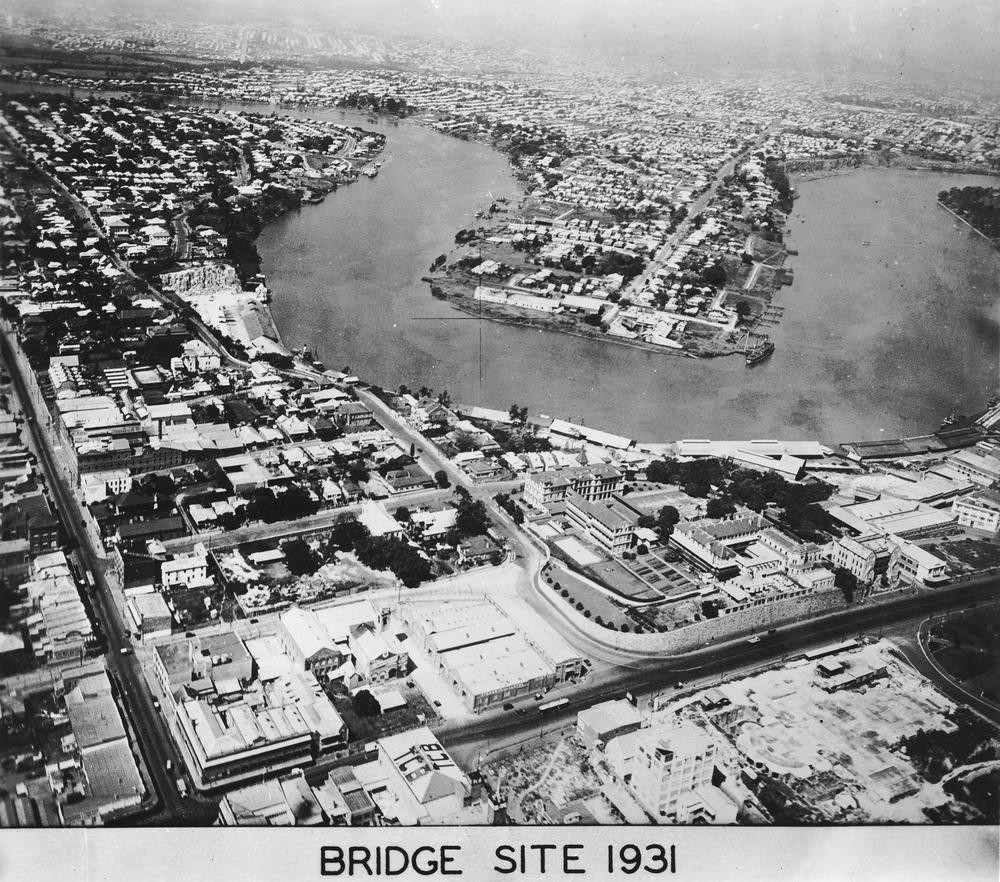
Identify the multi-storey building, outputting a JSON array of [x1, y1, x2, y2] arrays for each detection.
[[945, 447, 1000, 487], [523, 464, 624, 509], [952, 490, 1000, 533], [565, 491, 641, 556], [829, 534, 899, 586], [631, 722, 719, 823], [277, 607, 344, 679], [892, 539, 950, 587]]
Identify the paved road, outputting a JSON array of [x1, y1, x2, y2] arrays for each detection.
[[356, 389, 636, 663], [0, 328, 201, 822], [438, 575, 1000, 765], [625, 121, 779, 301], [0, 119, 328, 391], [886, 599, 1000, 725], [357, 389, 466, 490]]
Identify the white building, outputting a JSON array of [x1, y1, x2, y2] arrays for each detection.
[[891, 539, 950, 587], [375, 727, 472, 825], [358, 500, 404, 539], [631, 721, 726, 823], [277, 607, 343, 677], [127, 592, 172, 640], [174, 696, 314, 791], [952, 490, 1000, 533], [161, 544, 210, 588]]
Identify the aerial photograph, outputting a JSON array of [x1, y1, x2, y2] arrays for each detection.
[[0, 0, 997, 841]]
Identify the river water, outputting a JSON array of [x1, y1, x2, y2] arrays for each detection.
[[6, 82, 992, 442], [261, 117, 998, 443]]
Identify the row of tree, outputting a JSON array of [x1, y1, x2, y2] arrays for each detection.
[[939, 186, 1000, 239]]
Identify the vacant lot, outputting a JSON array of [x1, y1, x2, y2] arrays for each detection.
[[927, 538, 1000, 572]]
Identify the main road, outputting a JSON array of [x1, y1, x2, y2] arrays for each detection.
[[0, 118, 329, 389], [625, 120, 780, 300], [438, 574, 1000, 766], [885, 599, 1000, 725], [0, 327, 216, 824]]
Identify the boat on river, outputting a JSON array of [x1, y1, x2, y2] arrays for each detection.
[[745, 339, 775, 367]]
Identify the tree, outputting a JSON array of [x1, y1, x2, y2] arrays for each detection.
[[455, 495, 489, 538], [437, 389, 452, 408], [705, 496, 737, 519], [834, 567, 859, 603], [395, 506, 412, 523], [325, 518, 370, 554], [347, 462, 370, 484], [684, 480, 710, 498], [282, 538, 320, 576], [351, 532, 432, 587], [735, 301, 752, 321], [452, 430, 479, 453], [656, 505, 680, 541], [352, 689, 381, 718], [434, 470, 450, 488], [701, 262, 727, 288], [645, 459, 677, 484], [508, 403, 528, 424]]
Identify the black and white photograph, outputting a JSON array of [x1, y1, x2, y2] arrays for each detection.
[[0, 1, 996, 879]]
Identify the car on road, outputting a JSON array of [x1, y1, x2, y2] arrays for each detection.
[[152, 699, 160, 711], [746, 636, 762, 644], [166, 760, 172, 772], [534, 692, 544, 701], [433, 700, 442, 708], [185, 631, 195, 638], [249, 618, 259, 624], [119, 647, 131, 655], [502, 703, 515, 711], [406, 680, 415, 688], [515, 709, 528, 716]]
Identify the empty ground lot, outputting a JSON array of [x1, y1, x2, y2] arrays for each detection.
[[926, 537, 1000, 572], [660, 640, 998, 823]]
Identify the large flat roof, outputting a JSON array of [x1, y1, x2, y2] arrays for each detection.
[[445, 634, 551, 694], [489, 593, 583, 666], [578, 699, 643, 735]]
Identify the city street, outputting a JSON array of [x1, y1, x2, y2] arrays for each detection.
[[883, 597, 1000, 725], [440, 574, 1000, 767], [0, 327, 214, 823]]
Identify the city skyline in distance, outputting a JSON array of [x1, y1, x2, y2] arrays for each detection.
[[4, 0, 999, 91]]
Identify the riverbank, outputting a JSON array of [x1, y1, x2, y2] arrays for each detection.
[[3, 77, 995, 448], [786, 150, 1000, 178], [257, 144, 998, 442], [427, 280, 712, 359]]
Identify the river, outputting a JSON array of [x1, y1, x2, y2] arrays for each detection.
[[261, 119, 998, 443], [5, 81, 994, 442]]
